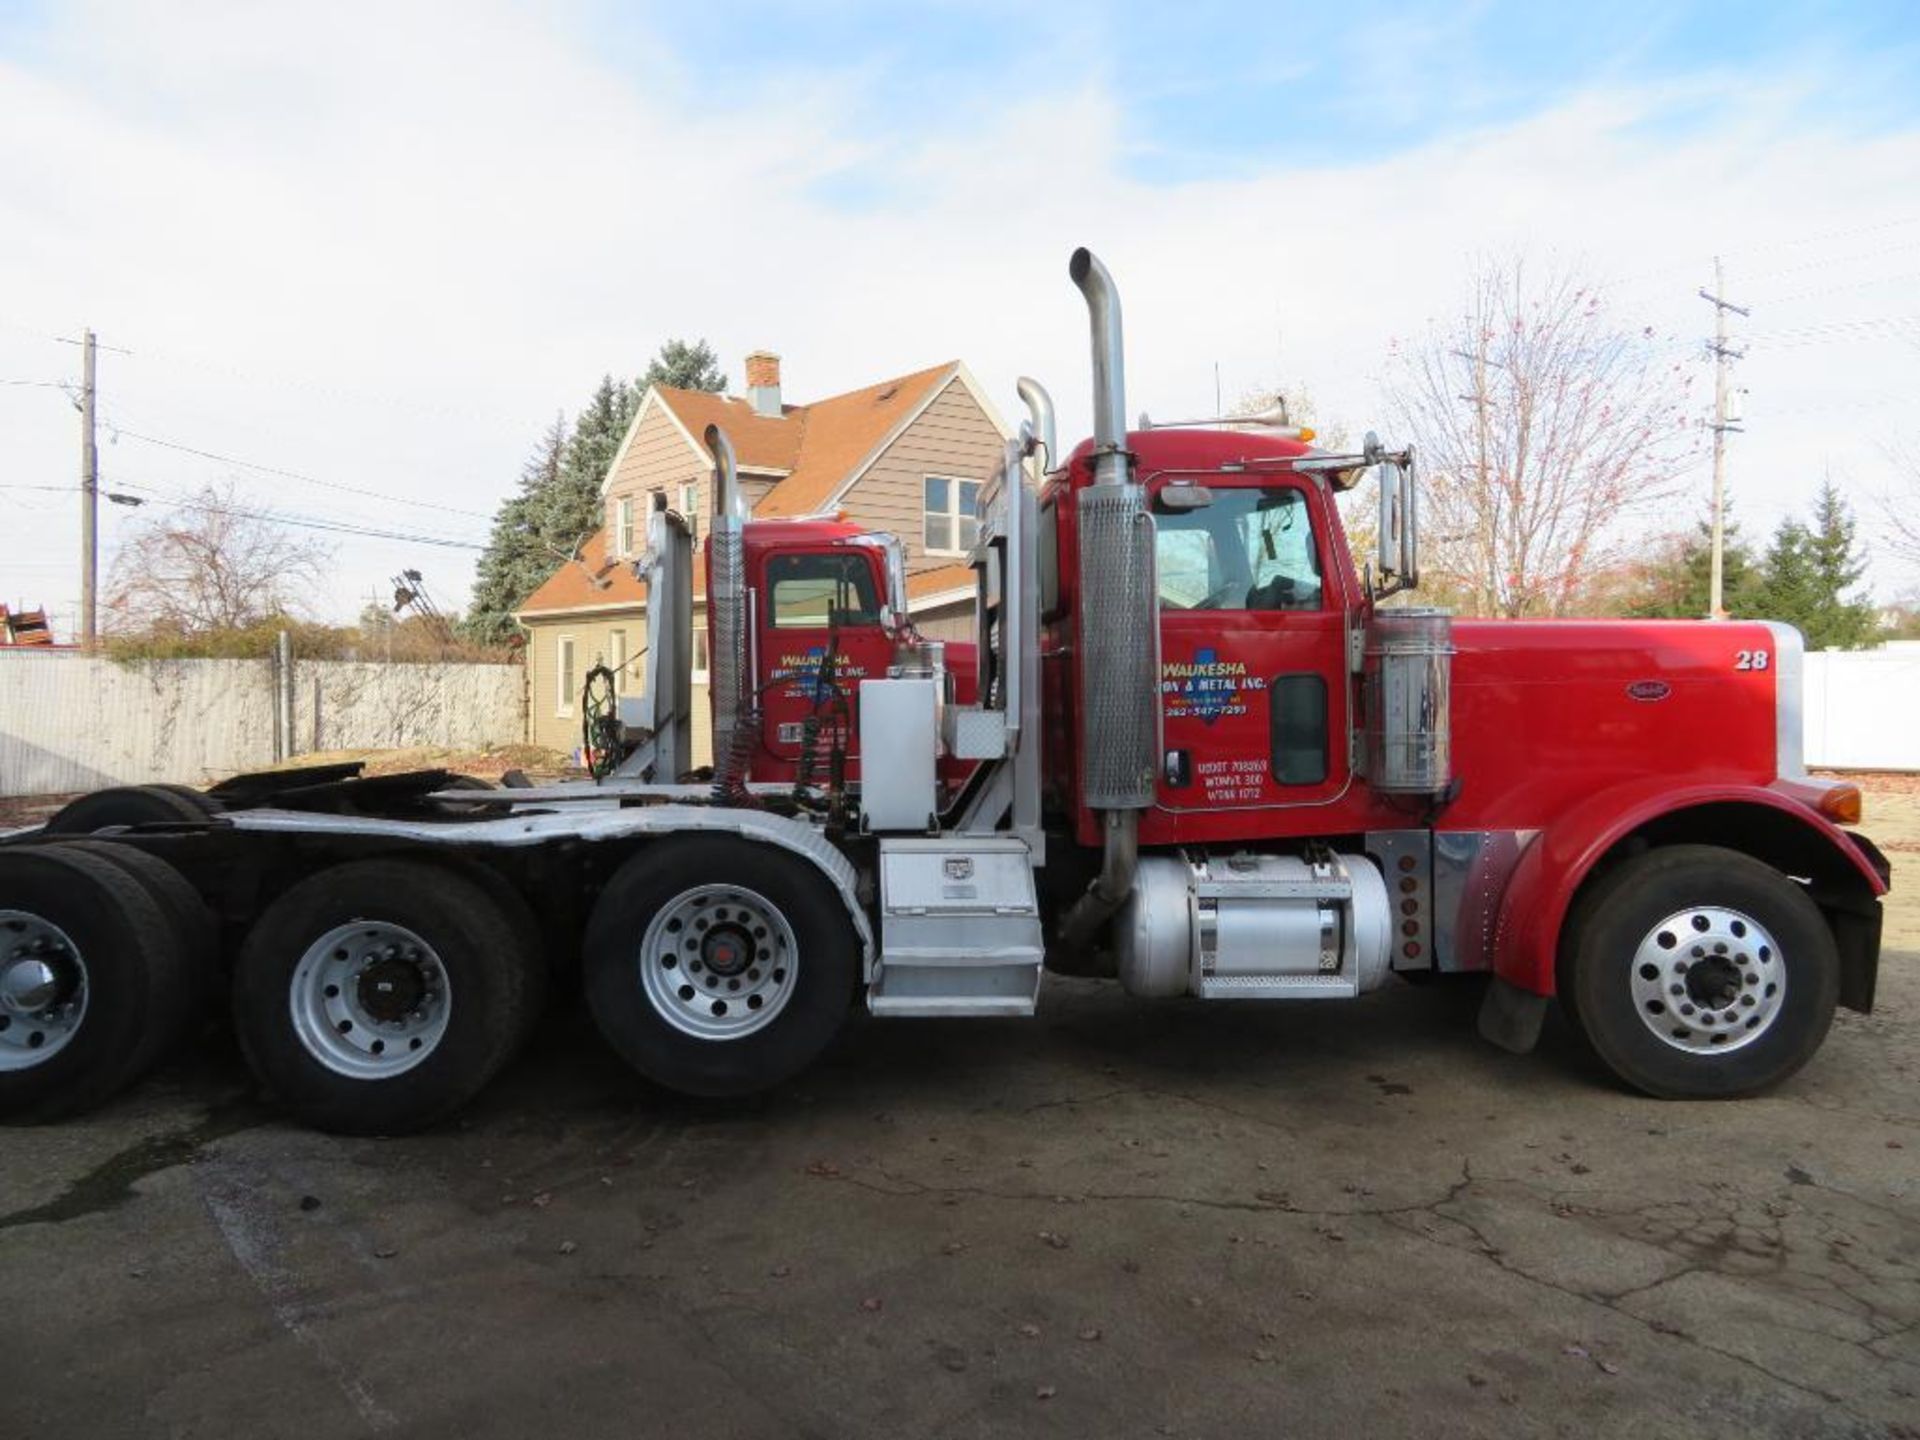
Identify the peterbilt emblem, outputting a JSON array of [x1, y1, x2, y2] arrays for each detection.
[[1626, 679, 1671, 702], [944, 857, 974, 880]]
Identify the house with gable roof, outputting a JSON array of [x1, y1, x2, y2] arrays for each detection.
[[515, 351, 1007, 759]]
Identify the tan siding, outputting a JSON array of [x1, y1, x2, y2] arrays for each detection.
[[522, 609, 712, 767], [841, 379, 1004, 568], [604, 403, 708, 556], [911, 601, 976, 644], [522, 611, 647, 752]]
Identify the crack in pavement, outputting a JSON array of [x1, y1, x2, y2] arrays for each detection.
[[806, 1155, 1912, 1427]]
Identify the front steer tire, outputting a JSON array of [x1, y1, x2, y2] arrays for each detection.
[[1560, 844, 1839, 1099], [583, 837, 861, 1098], [231, 859, 541, 1134]]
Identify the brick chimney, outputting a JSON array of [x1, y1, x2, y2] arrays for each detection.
[[745, 350, 782, 418]]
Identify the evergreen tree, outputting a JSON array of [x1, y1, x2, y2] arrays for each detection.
[[463, 340, 724, 644], [1756, 480, 1878, 649], [641, 339, 727, 393], [1624, 511, 1761, 618], [464, 414, 571, 644]]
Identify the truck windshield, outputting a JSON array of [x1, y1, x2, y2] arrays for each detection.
[[1155, 486, 1321, 611], [768, 552, 883, 628]]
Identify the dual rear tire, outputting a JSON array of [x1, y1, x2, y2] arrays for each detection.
[[0, 845, 214, 1122], [583, 836, 860, 1098], [232, 859, 548, 1134]]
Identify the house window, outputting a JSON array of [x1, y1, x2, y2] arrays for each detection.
[[616, 497, 636, 557], [556, 635, 576, 716], [923, 475, 980, 555], [691, 625, 710, 683], [609, 628, 628, 693], [680, 482, 700, 541]]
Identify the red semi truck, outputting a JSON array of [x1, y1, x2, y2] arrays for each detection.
[[0, 249, 1888, 1134]]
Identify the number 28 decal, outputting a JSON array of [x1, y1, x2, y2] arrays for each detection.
[[1735, 649, 1770, 671]]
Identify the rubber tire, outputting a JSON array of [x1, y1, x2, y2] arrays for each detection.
[[583, 836, 860, 1098], [44, 784, 218, 835], [231, 858, 540, 1134], [1559, 844, 1839, 1099], [436, 855, 551, 1046], [0, 846, 187, 1122], [53, 840, 220, 1062]]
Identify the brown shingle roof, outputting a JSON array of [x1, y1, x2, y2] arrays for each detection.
[[515, 530, 648, 616], [745, 362, 957, 517], [649, 387, 804, 473], [519, 359, 972, 617], [646, 362, 959, 512]]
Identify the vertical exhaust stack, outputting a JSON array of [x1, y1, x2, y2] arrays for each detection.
[[706, 424, 752, 798], [1061, 248, 1159, 947], [1015, 376, 1057, 475]]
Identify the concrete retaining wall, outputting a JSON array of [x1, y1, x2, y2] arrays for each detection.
[[1, 651, 524, 796]]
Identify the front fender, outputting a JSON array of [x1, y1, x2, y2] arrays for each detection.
[[1491, 779, 1885, 996]]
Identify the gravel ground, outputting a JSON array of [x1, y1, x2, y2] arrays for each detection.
[[0, 793, 1913, 1439]]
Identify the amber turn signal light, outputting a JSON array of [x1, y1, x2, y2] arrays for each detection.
[[1817, 784, 1862, 825]]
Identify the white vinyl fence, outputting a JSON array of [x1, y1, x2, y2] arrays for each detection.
[[1, 650, 524, 796], [1803, 642, 1920, 772]]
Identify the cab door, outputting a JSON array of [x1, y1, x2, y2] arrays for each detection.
[[752, 546, 895, 776], [1150, 474, 1351, 816]]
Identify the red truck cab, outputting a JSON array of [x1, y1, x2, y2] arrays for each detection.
[[729, 519, 977, 792]]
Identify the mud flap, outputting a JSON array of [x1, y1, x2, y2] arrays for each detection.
[[1477, 976, 1548, 1055]]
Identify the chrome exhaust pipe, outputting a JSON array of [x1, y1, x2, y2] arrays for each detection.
[[1060, 247, 1156, 949], [1016, 376, 1056, 472], [1069, 247, 1128, 489], [706, 424, 751, 797]]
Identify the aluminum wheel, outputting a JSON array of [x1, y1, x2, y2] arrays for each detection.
[[1629, 905, 1785, 1055], [288, 921, 451, 1079], [0, 910, 88, 1071], [638, 884, 798, 1041]]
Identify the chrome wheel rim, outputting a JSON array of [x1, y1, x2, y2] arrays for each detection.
[[1630, 906, 1785, 1054], [0, 910, 88, 1070], [639, 884, 797, 1041], [289, 921, 451, 1079]]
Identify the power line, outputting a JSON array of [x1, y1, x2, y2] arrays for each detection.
[[99, 477, 486, 550], [104, 425, 495, 520], [1603, 216, 1920, 291], [1701, 258, 1747, 621]]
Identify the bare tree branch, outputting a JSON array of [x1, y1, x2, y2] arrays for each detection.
[[104, 483, 334, 634], [1385, 257, 1703, 617], [1880, 439, 1920, 567]]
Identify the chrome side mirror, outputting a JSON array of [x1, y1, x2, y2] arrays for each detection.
[[879, 533, 908, 628], [1373, 433, 1418, 598]]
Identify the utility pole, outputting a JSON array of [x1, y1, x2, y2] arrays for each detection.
[[1700, 258, 1748, 620], [1453, 331, 1495, 615], [78, 327, 98, 646]]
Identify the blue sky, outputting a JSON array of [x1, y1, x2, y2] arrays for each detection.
[[608, 0, 1920, 180], [1, 1, 1917, 628]]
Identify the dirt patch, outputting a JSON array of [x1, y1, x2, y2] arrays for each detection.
[[270, 744, 574, 782], [1814, 768, 1920, 793], [0, 793, 77, 828]]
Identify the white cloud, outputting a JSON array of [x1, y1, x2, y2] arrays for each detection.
[[2, 1, 1916, 637]]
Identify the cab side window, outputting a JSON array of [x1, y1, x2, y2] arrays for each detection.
[[1154, 485, 1322, 611]]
